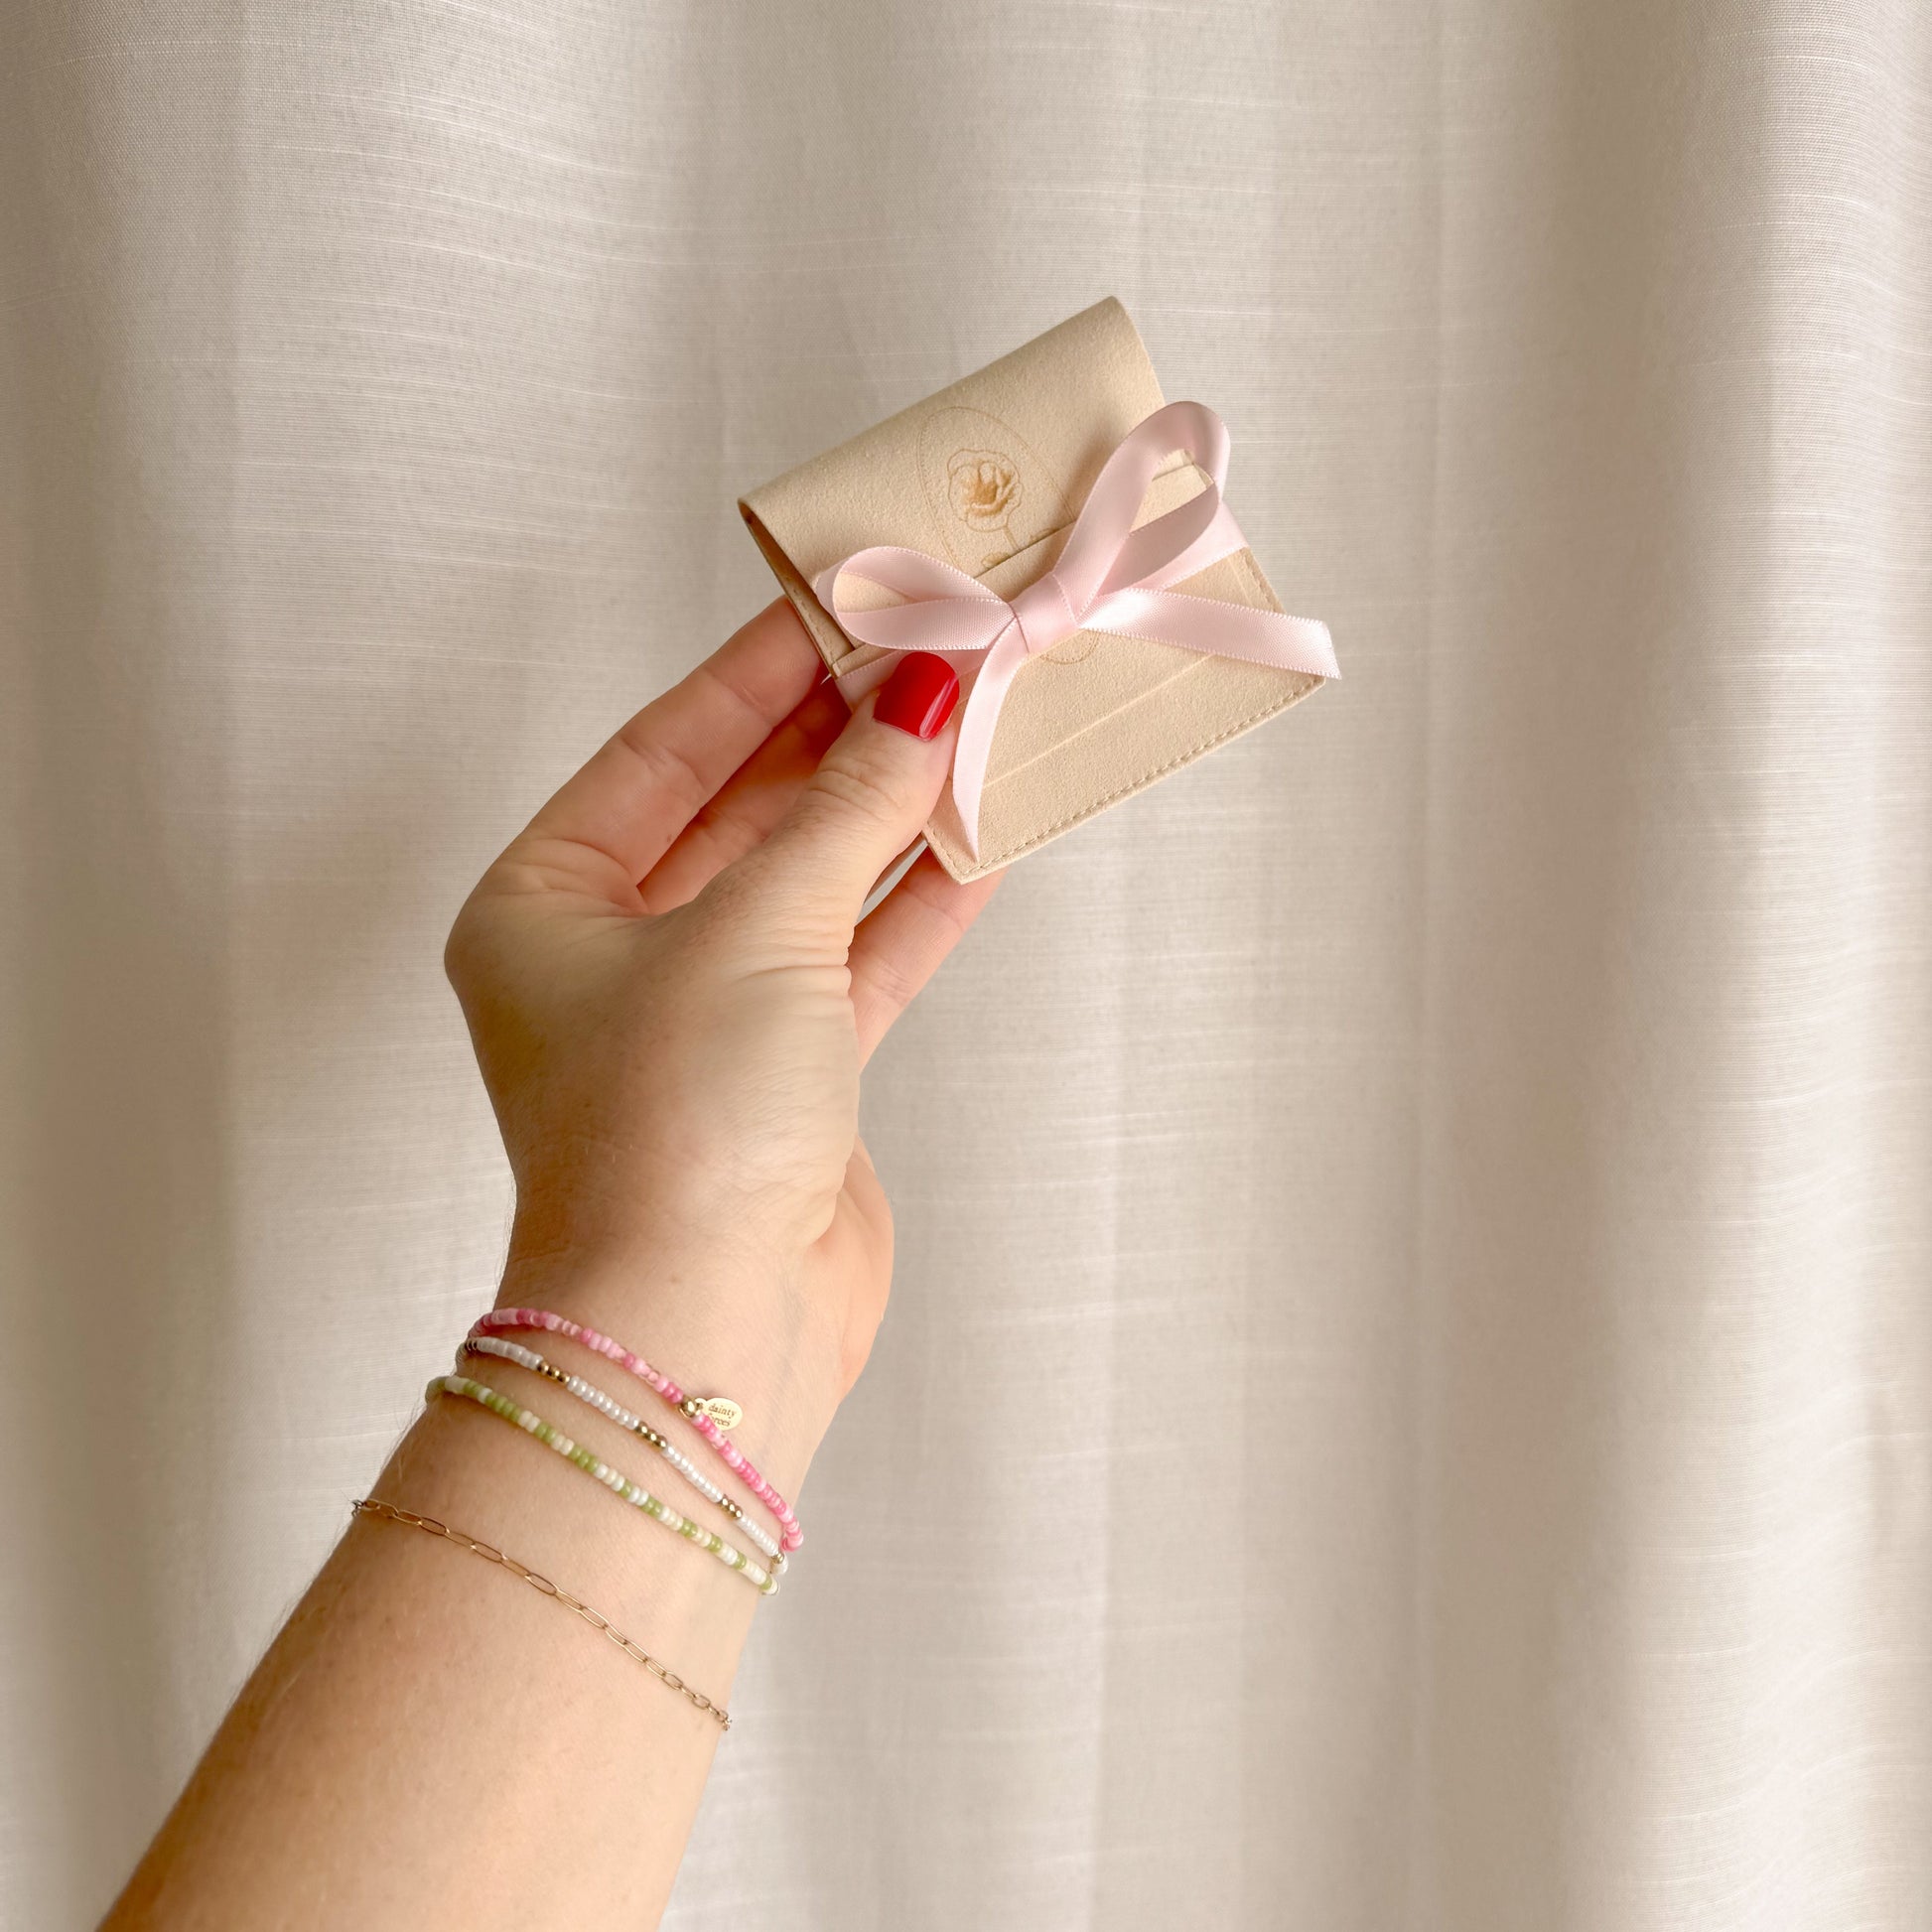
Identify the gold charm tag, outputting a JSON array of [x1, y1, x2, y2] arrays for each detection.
[[695, 1396, 743, 1430]]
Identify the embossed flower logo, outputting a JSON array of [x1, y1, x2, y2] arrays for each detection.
[[947, 450, 1023, 532]]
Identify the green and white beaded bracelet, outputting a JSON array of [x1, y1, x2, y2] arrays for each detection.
[[427, 1374, 779, 1596], [458, 1333, 785, 1571]]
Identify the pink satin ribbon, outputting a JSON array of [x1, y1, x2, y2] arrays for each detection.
[[813, 399, 1338, 860]]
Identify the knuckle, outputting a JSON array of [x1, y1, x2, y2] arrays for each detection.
[[685, 863, 765, 938], [684, 864, 821, 964], [443, 903, 481, 993], [854, 944, 922, 1018], [442, 890, 523, 1004], [904, 876, 975, 949], [838, 1325, 877, 1396], [806, 751, 910, 831]]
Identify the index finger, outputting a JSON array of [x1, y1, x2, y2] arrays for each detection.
[[520, 600, 822, 888]]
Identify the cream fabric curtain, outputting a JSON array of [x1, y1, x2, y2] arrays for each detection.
[[5, 2, 1929, 1925]]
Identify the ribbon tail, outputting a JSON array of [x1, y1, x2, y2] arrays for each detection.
[[1085, 588, 1339, 681], [946, 630, 1029, 861]]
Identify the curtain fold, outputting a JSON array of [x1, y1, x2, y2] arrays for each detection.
[[3, 2, 1927, 1925]]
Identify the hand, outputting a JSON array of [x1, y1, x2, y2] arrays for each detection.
[[104, 604, 993, 1932], [444, 602, 997, 1432]]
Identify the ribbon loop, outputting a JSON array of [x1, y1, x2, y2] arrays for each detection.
[[813, 401, 1338, 860]]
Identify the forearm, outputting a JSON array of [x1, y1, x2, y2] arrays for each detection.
[[103, 615, 977, 1926], [106, 1252, 840, 1930]]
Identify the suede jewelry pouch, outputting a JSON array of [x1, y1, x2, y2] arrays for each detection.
[[738, 298, 1338, 884]]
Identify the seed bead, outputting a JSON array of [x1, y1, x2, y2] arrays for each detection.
[[472, 1310, 804, 1553], [426, 1376, 777, 1595], [461, 1335, 784, 1569]]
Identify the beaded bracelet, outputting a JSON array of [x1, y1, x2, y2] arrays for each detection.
[[472, 1309, 804, 1553], [459, 1334, 785, 1570], [351, 1498, 730, 1728], [427, 1375, 778, 1595]]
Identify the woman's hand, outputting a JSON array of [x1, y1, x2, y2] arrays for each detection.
[[105, 605, 998, 1932], [444, 601, 995, 1429]]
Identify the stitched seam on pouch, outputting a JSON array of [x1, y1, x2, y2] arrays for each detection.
[[970, 682, 1317, 869], [913, 486, 1299, 875], [986, 650, 1212, 789], [964, 555, 1310, 867], [965, 553, 1302, 796]]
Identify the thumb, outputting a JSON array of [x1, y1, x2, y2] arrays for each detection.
[[751, 650, 962, 924]]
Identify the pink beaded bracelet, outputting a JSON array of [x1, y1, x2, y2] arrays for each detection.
[[473, 1309, 804, 1553]]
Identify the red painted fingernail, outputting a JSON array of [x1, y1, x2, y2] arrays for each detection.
[[874, 651, 960, 740]]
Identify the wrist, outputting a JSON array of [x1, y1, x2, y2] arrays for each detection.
[[488, 1240, 844, 1502]]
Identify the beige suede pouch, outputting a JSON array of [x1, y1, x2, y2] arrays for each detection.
[[739, 297, 1326, 883]]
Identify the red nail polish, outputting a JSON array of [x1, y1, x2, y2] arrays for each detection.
[[874, 651, 960, 740]]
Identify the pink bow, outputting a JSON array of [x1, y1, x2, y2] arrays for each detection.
[[813, 399, 1338, 860]]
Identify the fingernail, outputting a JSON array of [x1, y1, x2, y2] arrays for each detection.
[[874, 652, 960, 740]]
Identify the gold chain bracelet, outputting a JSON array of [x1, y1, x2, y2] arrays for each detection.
[[350, 1498, 731, 1730]]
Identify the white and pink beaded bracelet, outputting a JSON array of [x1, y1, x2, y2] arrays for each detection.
[[460, 1333, 786, 1570], [472, 1309, 804, 1554]]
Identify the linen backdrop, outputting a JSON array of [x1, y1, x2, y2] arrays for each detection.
[[4, 1, 1929, 1926]]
